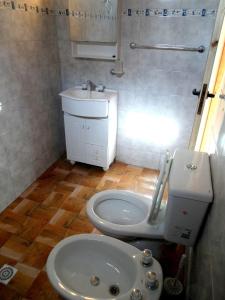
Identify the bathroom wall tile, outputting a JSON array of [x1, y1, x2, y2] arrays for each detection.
[[0, 5, 64, 212], [57, 0, 218, 169], [190, 153, 225, 300], [0, 10, 12, 41]]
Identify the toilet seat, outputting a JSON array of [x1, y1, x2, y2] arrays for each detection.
[[86, 190, 165, 239]]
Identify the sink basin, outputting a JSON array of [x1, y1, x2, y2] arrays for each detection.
[[46, 234, 163, 300], [60, 87, 117, 118], [60, 88, 113, 101]]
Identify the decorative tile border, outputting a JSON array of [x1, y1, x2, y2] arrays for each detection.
[[122, 8, 216, 17], [0, 1, 216, 18]]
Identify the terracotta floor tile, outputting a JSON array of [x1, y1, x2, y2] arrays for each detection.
[[0, 211, 26, 234], [19, 217, 46, 244], [0, 254, 17, 266], [15, 263, 40, 279], [7, 197, 24, 210], [69, 216, 93, 233], [41, 192, 66, 209], [20, 183, 39, 199], [0, 158, 160, 299], [64, 172, 83, 184], [22, 242, 52, 269], [8, 268, 36, 297], [106, 161, 127, 175], [64, 228, 79, 238], [0, 284, 22, 300], [61, 196, 86, 213], [35, 224, 67, 247], [12, 199, 39, 217], [87, 167, 106, 178], [0, 236, 30, 261], [79, 175, 101, 188], [26, 187, 52, 203], [49, 209, 76, 228], [72, 163, 92, 176], [125, 165, 143, 176], [117, 174, 137, 190], [28, 206, 58, 223], [96, 178, 118, 191], [54, 181, 77, 195], [141, 168, 159, 180], [134, 179, 156, 196], [38, 165, 69, 184], [0, 229, 12, 247], [61, 186, 93, 213], [26, 271, 62, 300], [72, 185, 95, 200], [54, 159, 74, 171], [79, 206, 88, 218]]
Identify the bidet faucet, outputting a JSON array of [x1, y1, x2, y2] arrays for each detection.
[[86, 80, 96, 91]]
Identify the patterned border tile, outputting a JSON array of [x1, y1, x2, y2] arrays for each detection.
[[0, 1, 217, 18], [122, 8, 216, 17]]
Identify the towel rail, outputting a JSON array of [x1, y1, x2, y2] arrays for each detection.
[[130, 42, 205, 53]]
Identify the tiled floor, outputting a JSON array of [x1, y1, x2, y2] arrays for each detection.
[[0, 158, 160, 299]]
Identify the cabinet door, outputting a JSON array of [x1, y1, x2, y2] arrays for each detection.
[[64, 114, 85, 162], [85, 144, 106, 167], [85, 119, 108, 146]]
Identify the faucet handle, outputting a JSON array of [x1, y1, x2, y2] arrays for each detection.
[[96, 84, 105, 92]]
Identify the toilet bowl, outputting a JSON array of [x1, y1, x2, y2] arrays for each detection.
[[87, 190, 166, 240], [87, 150, 213, 248], [87, 152, 172, 242]]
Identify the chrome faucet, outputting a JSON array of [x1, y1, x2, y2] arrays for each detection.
[[86, 80, 96, 91]]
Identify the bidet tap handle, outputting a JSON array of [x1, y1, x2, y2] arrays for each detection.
[[130, 289, 143, 300], [141, 249, 153, 267], [145, 272, 159, 290]]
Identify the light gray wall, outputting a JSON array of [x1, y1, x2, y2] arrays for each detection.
[[56, 0, 218, 169], [0, 2, 65, 212], [190, 116, 225, 299], [0, 0, 219, 212]]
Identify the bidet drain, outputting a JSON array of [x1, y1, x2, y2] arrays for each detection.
[[109, 285, 120, 296]]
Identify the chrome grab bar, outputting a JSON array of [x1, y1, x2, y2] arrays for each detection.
[[130, 42, 205, 53]]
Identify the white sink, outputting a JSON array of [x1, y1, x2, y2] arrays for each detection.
[[46, 234, 163, 300], [60, 87, 117, 118]]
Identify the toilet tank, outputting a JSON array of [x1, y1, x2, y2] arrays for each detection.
[[164, 149, 213, 246]]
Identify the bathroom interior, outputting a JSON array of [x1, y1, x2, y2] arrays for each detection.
[[0, 0, 225, 299]]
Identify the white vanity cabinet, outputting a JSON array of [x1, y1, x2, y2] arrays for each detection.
[[60, 87, 117, 171]]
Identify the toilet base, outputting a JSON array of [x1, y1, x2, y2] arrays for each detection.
[[126, 239, 165, 260]]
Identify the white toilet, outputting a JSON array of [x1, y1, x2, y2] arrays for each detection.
[[87, 150, 213, 247]]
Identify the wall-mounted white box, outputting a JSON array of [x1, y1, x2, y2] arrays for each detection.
[[72, 42, 118, 61]]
